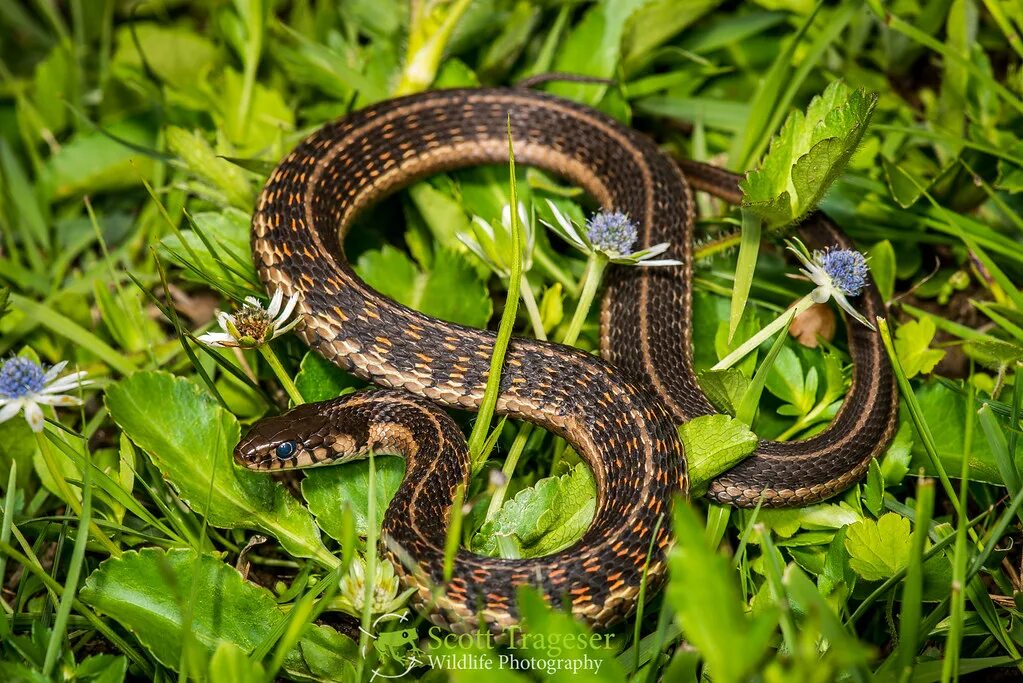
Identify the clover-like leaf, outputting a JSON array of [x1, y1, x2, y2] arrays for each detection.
[[844, 512, 912, 581], [740, 82, 878, 231], [894, 318, 946, 378]]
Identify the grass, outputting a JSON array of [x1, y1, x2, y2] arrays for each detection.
[[1, 1, 1023, 682]]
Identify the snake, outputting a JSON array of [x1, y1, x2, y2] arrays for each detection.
[[234, 88, 899, 634]]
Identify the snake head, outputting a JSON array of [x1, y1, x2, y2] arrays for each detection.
[[235, 398, 366, 470]]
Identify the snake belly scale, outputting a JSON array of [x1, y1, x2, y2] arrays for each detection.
[[236, 88, 898, 633]]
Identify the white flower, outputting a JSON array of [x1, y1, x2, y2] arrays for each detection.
[[197, 289, 300, 348], [787, 238, 874, 330], [0, 357, 90, 432], [335, 553, 415, 617], [458, 202, 534, 277], [541, 201, 682, 266]]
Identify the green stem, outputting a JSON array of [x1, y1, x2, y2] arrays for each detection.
[[394, 0, 473, 95], [562, 253, 608, 347], [519, 274, 547, 341], [712, 294, 815, 371], [484, 424, 534, 522], [259, 344, 304, 406]]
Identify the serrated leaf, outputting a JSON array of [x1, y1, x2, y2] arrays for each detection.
[[740, 82, 878, 231], [294, 351, 361, 403], [894, 318, 945, 378], [679, 414, 758, 494], [356, 245, 492, 329], [471, 464, 594, 558], [105, 372, 333, 564], [844, 512, 912, 581]]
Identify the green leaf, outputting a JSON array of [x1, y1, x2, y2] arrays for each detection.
[[666, 503, 777, 683], [679, 414, 758, 495], [112, 23, 220, 92], [868, 239, 897, 302], [105, 371, 334, 565], [765, 346, 815, 417], [740, 82, 878, 231], [40, 118, 157, 200], [79, 548, 355, 678], [894, 318, 946, 378], [471, 464, 595, 558], [863, 458, 885, 517], [294, 351, 361, 403], [697, 368, 750, 415], [356, 245, 492, 329], [208, 642, 265, 681], [165, 126, 254, 209], [301, 456, 405, 541], [844, 512, 912, 581], [548, 0, 647, 106], [514, 587, 626, 682]]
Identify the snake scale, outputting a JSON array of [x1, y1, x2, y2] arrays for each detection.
[[235, 88, 899, 633]]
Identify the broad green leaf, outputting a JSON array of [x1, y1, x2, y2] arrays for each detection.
[[548, 0, 647, 106], [765, 346, 815, 416], [863, 458, 885, 517], [697, 368, 750, 415], [212, 69, 294, 155], [79, 548, 356, 679], [868, 239, 896, 302], [667, 503, 777, 683], [356, 245, 492, 329], [294, 351, 361, 403], [208, 642, 265, 681], [679, 414, 757, 495], [40, 118, 157, 200], [112, 23, 220, 92], [105, 371, 333, 565], [740, 82, 878, 231], [471, 464, 595, 558], [755, 502, 861, 539], [301, 456, 405, 540], [894, 318, 945, 378], [844, 512, 912, 581], [907, 382, 1002, 485]]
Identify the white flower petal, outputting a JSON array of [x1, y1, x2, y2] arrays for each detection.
[[243, 296, 262, 308], [274, 293, 299, 329], [216, 310, 234, 331], [23, 401, 44, 432], [633, 259, 684, 267], [832, 290, 875, 330], [631, 242, 673, 259], [43, 373, 90, 394], [0, 400, 23, 424], [543, 200, 587, 250], [471, 216, 496, 241], [266, 289, 284, 319], [43, 361, 69, 383], [34, 394, 83, 407], [197, 332, 239, 348]]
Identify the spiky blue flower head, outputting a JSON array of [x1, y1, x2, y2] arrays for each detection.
[[0, 357, 45, 399], [816, 248, 868, 297], [586, 211, 637, 256]]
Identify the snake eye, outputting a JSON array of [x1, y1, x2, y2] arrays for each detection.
[[275, 441, 297, 459]]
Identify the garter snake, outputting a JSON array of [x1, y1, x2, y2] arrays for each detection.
[[236, 88, 898, 634]]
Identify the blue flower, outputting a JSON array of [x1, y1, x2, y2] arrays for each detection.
[[541, 201, 682, 267], [0, 357, 90, 432], [788, 239, 873, 330], [585, 211, 638, 256], [817, 248, 869, 297]]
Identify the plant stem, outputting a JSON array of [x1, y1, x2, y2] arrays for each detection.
[[259, 344, 304, 406], [562, 253, 608, 347], [712, 294, 815, 370], [519, 274, 547, 341]]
